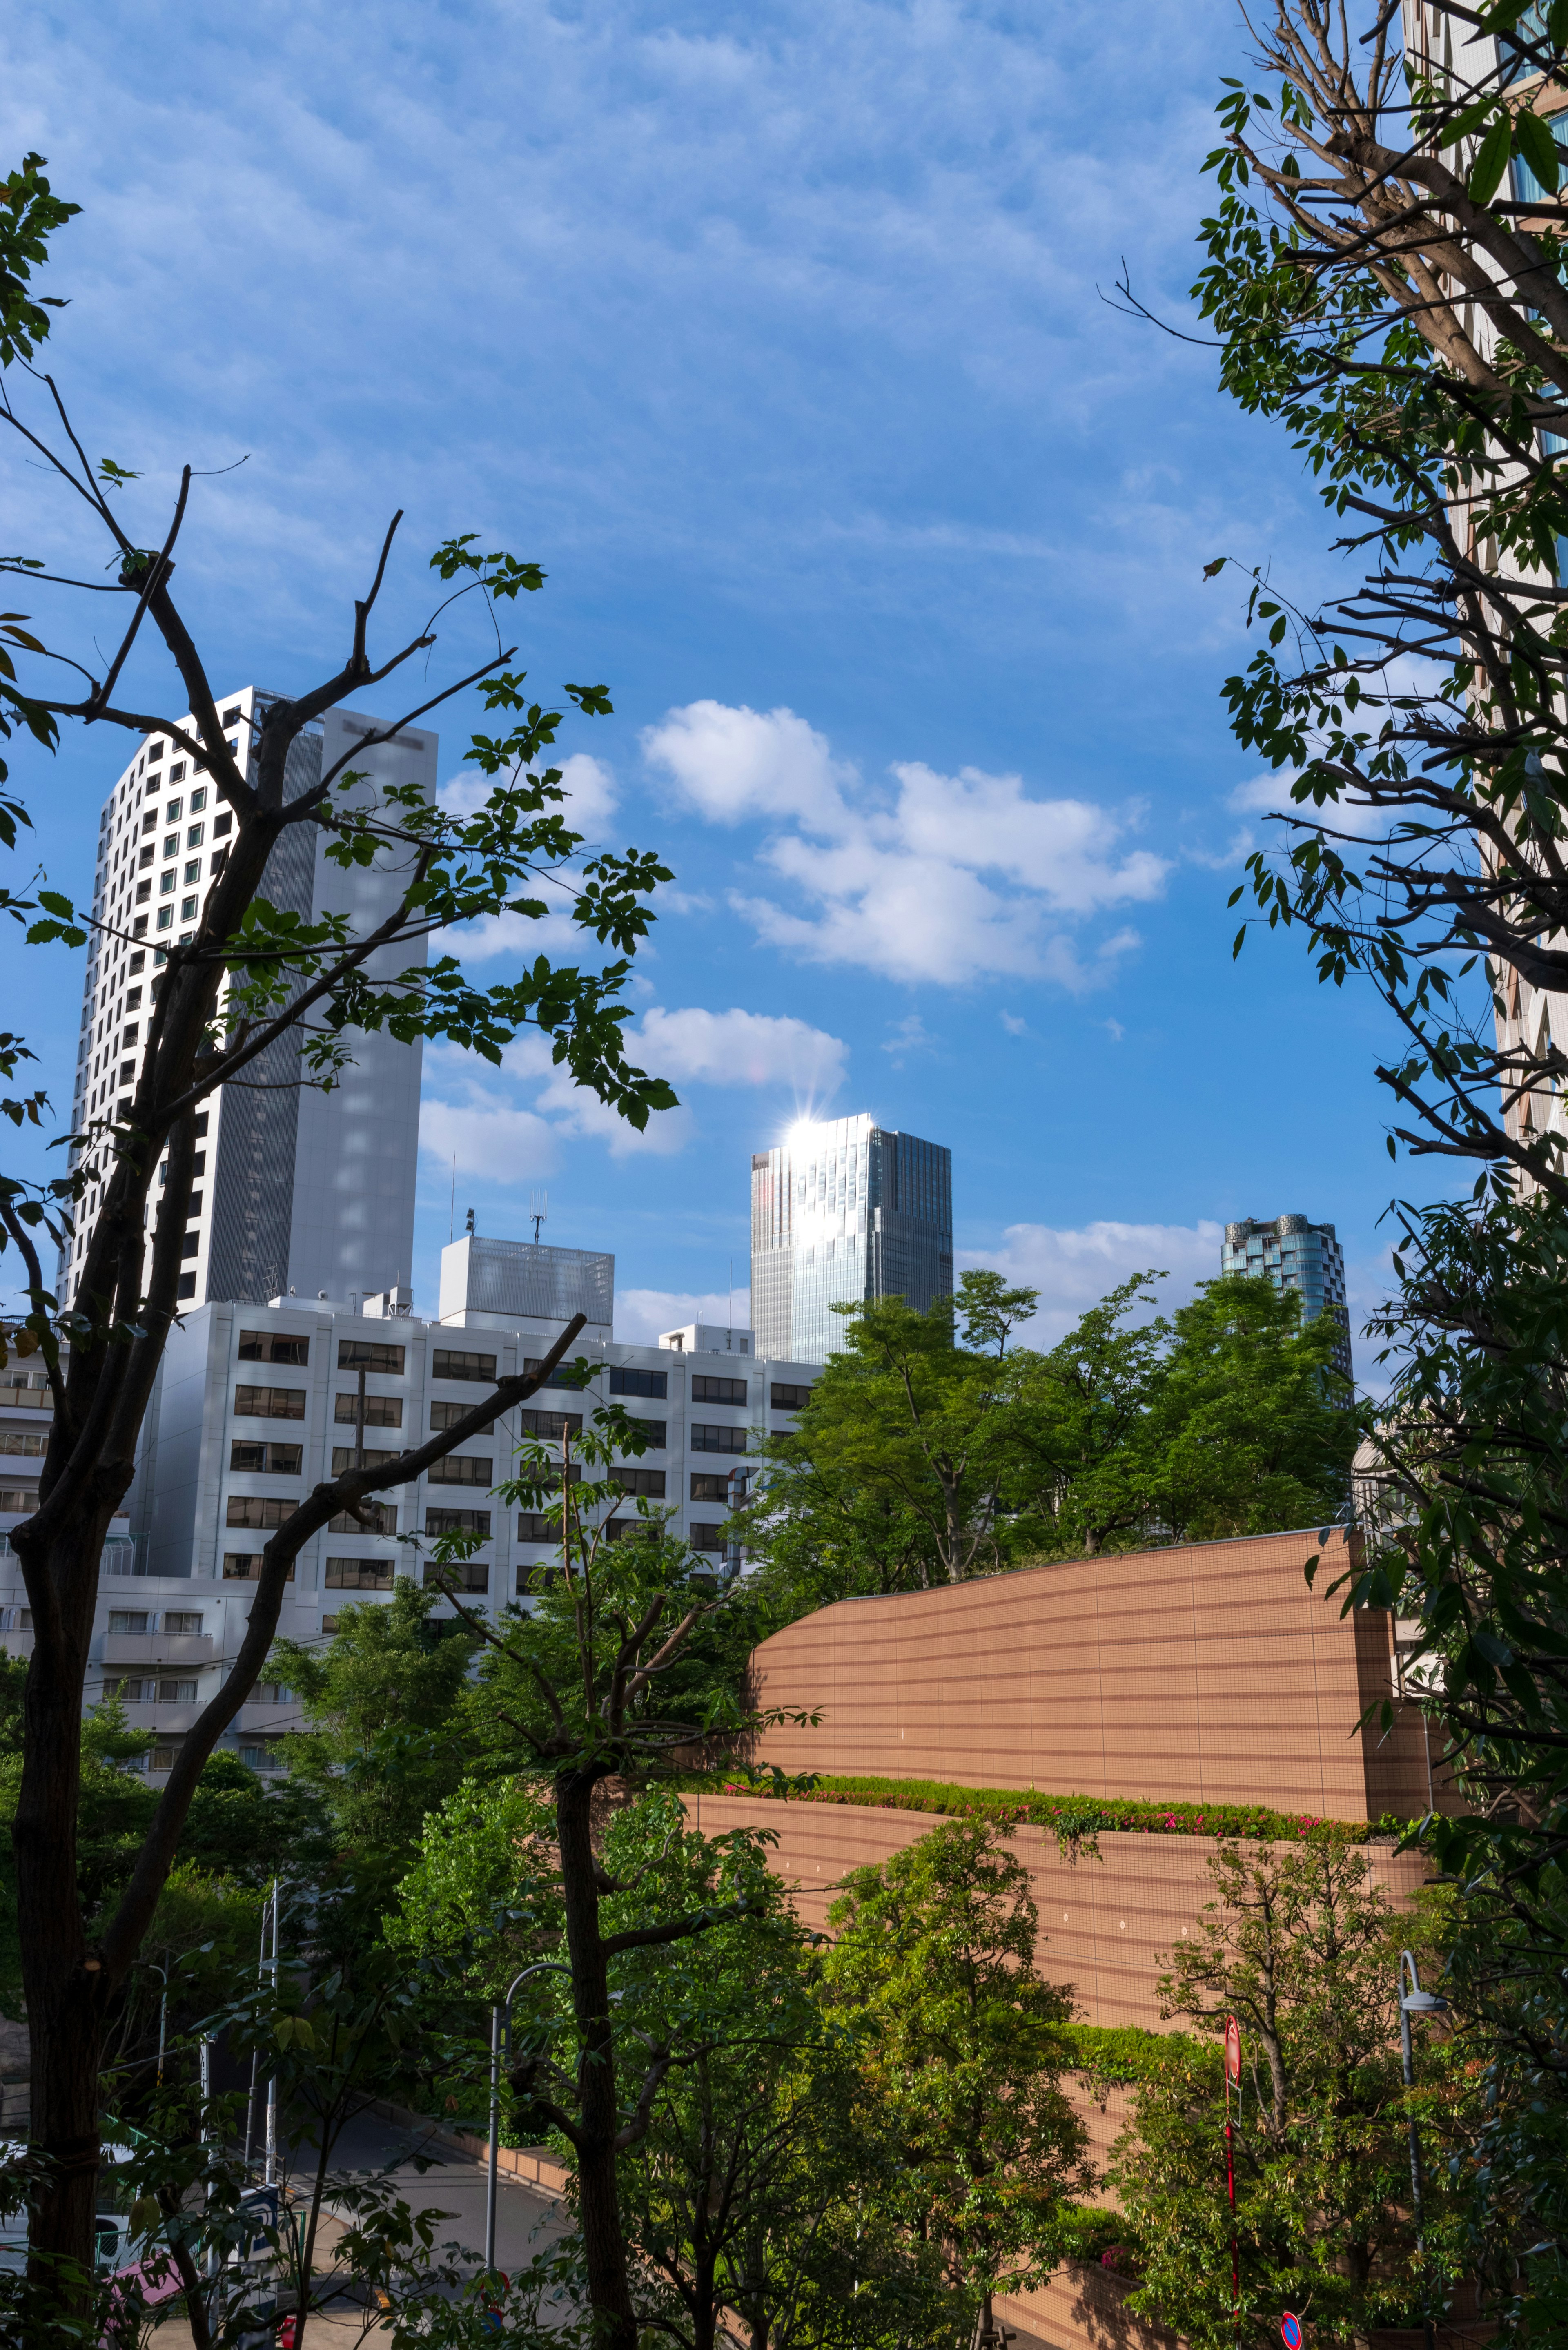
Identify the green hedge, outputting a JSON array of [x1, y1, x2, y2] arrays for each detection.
[[699, 1771, 1405, 1846], [1055, 2022, 1202, 2085]]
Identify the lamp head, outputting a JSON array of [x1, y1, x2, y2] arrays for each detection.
[[1401, 1989, 1448, 2015]]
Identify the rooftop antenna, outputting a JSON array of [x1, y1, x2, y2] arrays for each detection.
[[465, 1206, 476, 1238], [529, 1188, 548, 1246], [449, 1155, 457, 1243], [728, 1256, 734, 1338]]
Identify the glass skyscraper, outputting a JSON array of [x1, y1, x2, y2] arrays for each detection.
[[751, 1114, 954, 1365], [1221, 1214, 1353, 1381]]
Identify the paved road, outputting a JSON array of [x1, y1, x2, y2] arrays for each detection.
[[307, 2105, 570, 2277]]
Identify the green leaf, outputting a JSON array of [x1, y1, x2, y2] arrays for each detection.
[[1515, 107, 1562, 195], [1469, 114, 1515, 205]]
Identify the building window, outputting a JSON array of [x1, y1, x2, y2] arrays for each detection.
[[154, 1679, 198, 1704], [522, 1357, 593, 1391], [180, 894, 198, 921], [610, 1467, 665, 1498], [624, 1418, 666, 1450], [229, 1440, 302, 1475], [177, 1273, 196, 1299], [159, 869, 176, 894], [328, 1502, 396, 1536], [156, 907, 172, 930], [423, 1560, 489, 1593], [337, 1340, 404, 1375], [0, 1434, 46, 1458], [425, 1507, 490, 1538], [164, 1612, 203, 1635], [223, 1554, 295, 1582], [517, 1408, 582, 1439], [250, 1683, 290, 1706], [689, 1523, 726, 1552], [427, 1454, 493, 1487], [150, 1741, 185, 1772], [431, 1348, 497, 1383], [239, 1745, 281, 1772], [690, 1424, 747, 1456], [609, 1365, 666, 1400], [337, 1391, 402, 1427], [239, 1331, 309, 1366], [107, 1610, 148, 1634], [234, 1385, 306, 1421], [329, 1445, 402, 1474], [214, 809, 231, 837], [690, 1473, 730, 1503], [691, 1375, 747, 1405], [226, 1496, 297, 1530], [770, 1382, 813, 1410], [323, 1556, 395, 1589], [517, 1511, 562, 1543]]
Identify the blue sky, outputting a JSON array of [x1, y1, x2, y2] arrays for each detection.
[[1, 0, 1421, 1369]]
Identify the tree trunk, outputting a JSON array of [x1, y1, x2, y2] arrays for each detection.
[[13, 1514, 115, 2301], [555, 1764, 637, 2350]]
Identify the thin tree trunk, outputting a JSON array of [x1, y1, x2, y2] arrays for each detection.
[[14, 1512, 115, 2301], [556, 1764, 637, 2350]]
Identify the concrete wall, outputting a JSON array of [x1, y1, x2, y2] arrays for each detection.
[[685, 1794, 1431, 2031], [744, 1527, 1449, 1822]]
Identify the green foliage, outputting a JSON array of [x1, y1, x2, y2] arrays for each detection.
[[823, 1817, 1094, 2307], [741, 1286, 1040, 1601], [1326, 1189, 1568, 2336], [273, 1576, 479, 1915], [697, 1769, 1403, 1842], [742, 1269, 1355, 1620], [1011, 1271, 1354, 1557], [1111, 1838, 1469, 2350], [1189, 5, 1568, 1201]]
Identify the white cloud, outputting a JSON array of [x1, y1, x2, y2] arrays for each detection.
[[882, 1013, 933, 1058], [419, 1094, 560, 1180], [643, 701, 1169, 988], [960, 1217, 1225, 1346], [1000, 1010, 1028, 1036], [633, 1006, 848, 1094], [617, 1286, 753, 1345], [439, 751, 619, 831], [641, 701, 849, 829]]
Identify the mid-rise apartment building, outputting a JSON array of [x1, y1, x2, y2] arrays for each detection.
[[1221, 1213, 1353, 1381], [751, 1113, 953, 1363], [0, 1237, 817, 1780], [60, 690, 433, 1315]]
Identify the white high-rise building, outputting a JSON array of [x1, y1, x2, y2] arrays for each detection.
[[0, 1239, 819, 1779], [60, 690, 433, 1315]]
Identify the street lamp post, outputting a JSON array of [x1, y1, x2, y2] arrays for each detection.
[[1399, 1949, 1449, 2350], [485, 1962, 574, 2274]]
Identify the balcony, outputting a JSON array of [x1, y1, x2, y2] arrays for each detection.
[[102, 1632, 215, 1668], [121, 1701, 203, 1735], [236, 1699, 304, 1734]]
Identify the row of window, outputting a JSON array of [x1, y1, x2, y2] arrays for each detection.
[[107, 1609, 204, 1635], [231, 1330, 811, 1412]]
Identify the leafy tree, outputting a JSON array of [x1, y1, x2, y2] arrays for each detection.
[[1112, 1835, 1466, 2350], [1143, 0, 1568, 1200], [418, 1411, 813, 2350], [742, 1278, 1043, 1601], [272, 1578, 480, 1922], [745, 1272, 1354, 1617], [1012, 1272, 1353, 1555], [822, 1817, 1093, 2344], [0, 155, 676, 2283]]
